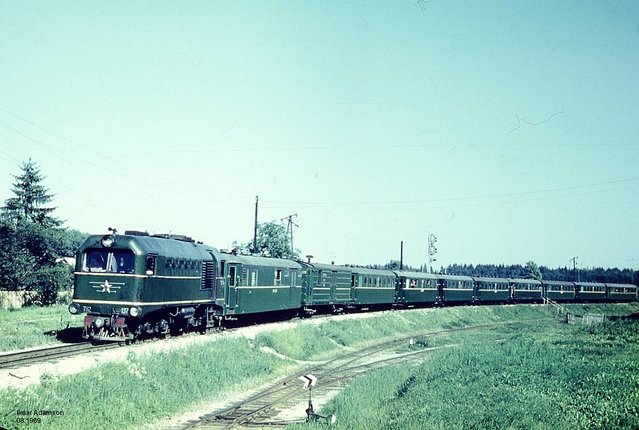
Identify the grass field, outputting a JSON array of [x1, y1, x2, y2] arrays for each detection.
[[0, 303, 637, 430], [0, 305, 84, 352], [296, 309, 639, 430], [253, 304, 555, 361]]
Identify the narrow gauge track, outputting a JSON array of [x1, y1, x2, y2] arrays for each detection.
[[0, 342, 122, 370], [181, 320, 530, 430]]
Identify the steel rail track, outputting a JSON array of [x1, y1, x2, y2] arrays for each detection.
[[0, 342, 121, 370], [181, 320, 536, 429], [0, 312, 336, 371]]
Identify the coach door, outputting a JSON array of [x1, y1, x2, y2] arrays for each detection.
[[330, 271, 337, 303], [290, 269, 297, 306], [396, 276, 406, 305], [227, 264, 239, 309]]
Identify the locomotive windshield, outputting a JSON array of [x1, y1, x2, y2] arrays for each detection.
[[84, 249, 135, 274]]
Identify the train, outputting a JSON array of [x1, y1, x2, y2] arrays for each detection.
[[68, 230, 638, 341]]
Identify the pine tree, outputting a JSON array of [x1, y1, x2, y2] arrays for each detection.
[[2, 159, 60, 227], [0, 160, 79, 303]]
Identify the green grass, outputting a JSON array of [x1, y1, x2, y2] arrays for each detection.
[[297, 315, 639, 430], [0, 338, 290, 430], [0, 305, 83, 351], [254, 305, 552, 361], [1, 303, 637, 430], [561, 302, 639, 316]]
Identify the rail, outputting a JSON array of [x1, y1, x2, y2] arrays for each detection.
[[0, 342, 120, 370], [181, 320, 540, 429]]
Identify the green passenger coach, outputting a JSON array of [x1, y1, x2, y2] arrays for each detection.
[[219, 253, 303, 316]]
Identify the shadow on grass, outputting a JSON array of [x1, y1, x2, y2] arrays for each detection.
[[609, 312, 639, 321], [43, 326, 85, 343]]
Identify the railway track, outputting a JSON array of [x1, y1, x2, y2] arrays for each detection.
[[0, 312, 341, 372], [180, 321, 524, 429], [0, 342, 121, 370]]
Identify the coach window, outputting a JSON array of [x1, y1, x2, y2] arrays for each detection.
[[275, 269, 282, 285], [351, 274, 356, 287], [316, 271, 323, 286]]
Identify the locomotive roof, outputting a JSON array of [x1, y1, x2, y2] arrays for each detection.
[[79, 234, 218, 260]]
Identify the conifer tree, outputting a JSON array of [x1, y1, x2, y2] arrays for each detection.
[[2, 159, 60, 227]]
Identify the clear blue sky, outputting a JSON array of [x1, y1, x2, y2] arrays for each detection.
[[1, 1, 638, 270]]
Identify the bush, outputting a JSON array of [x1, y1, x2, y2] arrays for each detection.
[[0, 220, 82, 305]]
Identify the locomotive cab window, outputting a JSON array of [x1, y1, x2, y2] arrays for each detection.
[[84, 249, 135, 274]]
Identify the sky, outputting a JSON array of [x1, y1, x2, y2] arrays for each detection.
[[1, 1, 638, 271]]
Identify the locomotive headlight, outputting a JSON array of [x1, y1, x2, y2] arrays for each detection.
[[94, 317, 105, 328], [68, 303, 80, 315], [101, 234, 115, 248], [129, 307, 141, 317]]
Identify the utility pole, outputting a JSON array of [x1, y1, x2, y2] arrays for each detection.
[[570, 256, 579, 282], [400, 241, 404, 271], [253, 196, 259, 254], [428, 233, 438, 273], [281, 213, 299, 255]]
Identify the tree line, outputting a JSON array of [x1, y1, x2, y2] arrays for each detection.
[[444, 263, 639, 285]]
